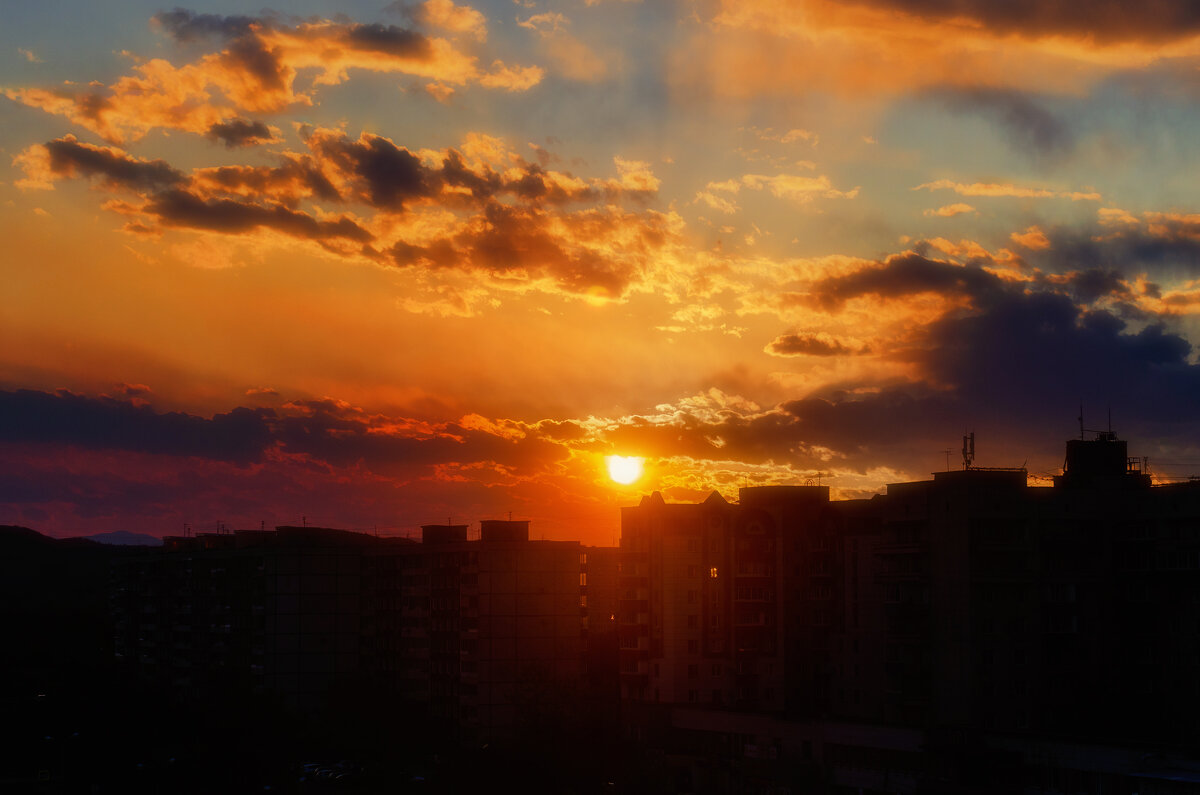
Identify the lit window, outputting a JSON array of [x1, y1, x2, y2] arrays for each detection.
[[709, 567, 719, 578]]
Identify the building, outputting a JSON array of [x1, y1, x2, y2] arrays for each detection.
[[617, 431, 1200, 793], [112, 521, 618, 745]]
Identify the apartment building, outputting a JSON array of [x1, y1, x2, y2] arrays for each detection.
[[617, 431, 1200, 793]]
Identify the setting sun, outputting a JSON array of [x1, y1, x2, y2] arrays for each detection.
[[606, 455, 645, 485]]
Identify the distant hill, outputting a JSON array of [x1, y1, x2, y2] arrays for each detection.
[[0, 523, 58, 546], [83, 530, 163, 546]]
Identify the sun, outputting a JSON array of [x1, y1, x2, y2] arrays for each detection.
[[606, 455, 644, 485]]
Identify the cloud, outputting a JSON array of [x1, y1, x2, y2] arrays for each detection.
[[1027, 211, 1200, 278], [1011, 225, 1051, 250], [388, 200, 679, 298], [6, 11, 540, 144], [843, 0, 1200, 44], [765, 332, 868, 357], [477, 60, 545, 91], [695, 191, 740, 214], [0, 389, 273, 464], [205, 118, 281, 148], [924, 203, 976, 217], [144, 189, 374, 245], [152, 9, 260, 42], [741, 173, 859, 202], [15, 128, 675, 301], [0, 389, 568, 476], [417, 0, 488, 41], [804, 251, 998, 310], [914, 179, 1100, 201], [927, 86, 1074, 159], [519, 12, 569, 35], [749, 127, 819, 146], [18, 47, 43, 63], [14, 134, 185, 192], [673, 0, 1200, 102]]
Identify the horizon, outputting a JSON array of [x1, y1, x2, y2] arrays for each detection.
[[18, 425, 1183, 542], [3, 1, 1200, 546]]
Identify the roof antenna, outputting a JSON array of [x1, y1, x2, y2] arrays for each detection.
[[962, 432, 975, 470], [1078, 403, 1084, 441]]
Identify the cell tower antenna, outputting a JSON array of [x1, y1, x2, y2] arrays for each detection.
[[1078, 403, 1084, 440], [962, 432, 975, 470]]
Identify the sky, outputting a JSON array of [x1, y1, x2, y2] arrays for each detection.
[[3, 0, 1200, 543]]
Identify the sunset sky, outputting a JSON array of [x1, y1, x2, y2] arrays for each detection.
[[3, 0, 1200, 543]]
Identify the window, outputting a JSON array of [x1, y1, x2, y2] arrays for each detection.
[[709, 567, 719, 578], [688, 590, 698, 604], [687, 614, 699, 629], [688, 664, 698, 678], [687, 639, 699, 654]]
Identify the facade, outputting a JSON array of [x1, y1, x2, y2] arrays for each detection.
[[112, 521, 615, 744], [617, 432, 1200, 793]]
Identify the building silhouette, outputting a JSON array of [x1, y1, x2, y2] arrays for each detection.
[[93, 429, 1200, 791], [617, 431, 1200, 793], [111, 521, 618, 746]]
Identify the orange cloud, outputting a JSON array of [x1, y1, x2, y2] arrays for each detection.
[[924, 203, 977, 217], [914, 179, 1101, 201], [1011, 225, 1052, 250], [671, 0, 1200, 100], [741, 173, 859, 202], [5, 13, 541, 144], [15, 128, 679, 303], [418, 0, 488, 41]]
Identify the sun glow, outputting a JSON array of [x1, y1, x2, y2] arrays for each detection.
[[606, 455, 644, 485]]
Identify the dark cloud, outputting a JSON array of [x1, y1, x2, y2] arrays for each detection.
[[0, 390, 273, 464], [0, 390, 567, 478], [1062, 267, 1130, 304], [389, 239, 459, 268], [765, 333, 865, 357], [928, 87, 1074, 158], [43, 136, 185, 191], [205, 118, 278, 148], [807, 251, 999, 310], [153, 9, 261, 42], [112, 383, 153, 398], [344, 23, 431, 58], [222, 35, 288, 92], [23, 128, 661, 291], [914, 291, 1200, 435], [270, 400, 561, 472], [145, 189, 373, 243], [446, 202, 642, 296], [850, 0, 1200, 43], [305, 130, 624, 211], [606, 246, 1200, 474], [311, 133, 435, 210], [194, 159, 341, 204], [1031, 222, 1200, 279]]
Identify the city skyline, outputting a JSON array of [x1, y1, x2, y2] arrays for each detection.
[[3, 1, 1200, 543]]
